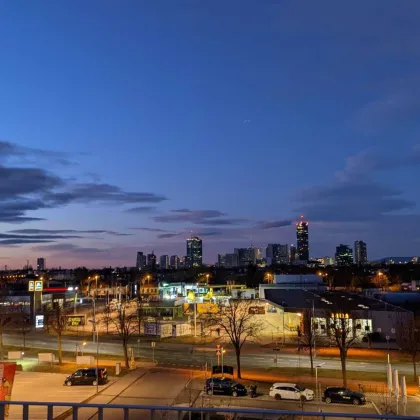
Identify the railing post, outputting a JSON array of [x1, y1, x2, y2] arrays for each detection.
[[178, 409, 183, 420], [124, 407, 129, 420], [98, 406, 104, 420], [0, 403, 4, 419], [22, 403, 29, 420], [73, 406, 78, 420], [47, 404, 53, 420], [150, 408, 155, 420]]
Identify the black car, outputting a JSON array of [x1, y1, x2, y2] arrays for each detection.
[[64, 368, 108, 386], [205, 377, 247, 397], [322, 387, 366, 405]]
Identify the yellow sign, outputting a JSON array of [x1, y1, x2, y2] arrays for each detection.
[[28, 281, 35, 292], [35, 280, 43, 292]]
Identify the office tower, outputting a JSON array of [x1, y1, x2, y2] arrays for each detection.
[[147, 252, 156, 270], [354, 240, 368, 265], [136, 252, 146, 270], [37, 257, 45, 271], [218, 253, 239, 268], [289, 245, 296, 263], [186, 236, 202, 268], [159, 255, 169, 269], [266, 244, 289, 265], [234, 248, 255, 266], [296, 216, 309, 261], [335, 244, 353, 266], [170, 255, 179, 269]]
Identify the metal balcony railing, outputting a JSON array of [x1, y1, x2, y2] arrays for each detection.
[[0, 401, 418, 420]]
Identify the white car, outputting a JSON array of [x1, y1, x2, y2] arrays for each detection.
[[269, 383, 314, 401]]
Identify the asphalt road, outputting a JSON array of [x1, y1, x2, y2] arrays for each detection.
[[3, 332, 415, 376]]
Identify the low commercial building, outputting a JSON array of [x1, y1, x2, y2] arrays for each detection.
[[260, 287, 412, 342]]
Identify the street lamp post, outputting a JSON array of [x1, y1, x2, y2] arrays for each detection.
[[92, 275, 98, 343], [194, 298, 197, 337], [315, 362, 325, 400], [96, 340, 100, 394], [221, 348, 225, 375]]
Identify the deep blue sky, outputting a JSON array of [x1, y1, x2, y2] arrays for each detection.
[[1, 0, 420, 268]]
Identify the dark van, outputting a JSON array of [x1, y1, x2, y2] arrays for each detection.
[[64, 368, 108, 386]]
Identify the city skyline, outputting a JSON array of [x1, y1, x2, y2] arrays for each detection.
[[1, 2, 420, 268]]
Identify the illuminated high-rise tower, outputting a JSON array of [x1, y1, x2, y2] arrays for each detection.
[[186, 236, 202, 268], [296, 216, 309, 261]]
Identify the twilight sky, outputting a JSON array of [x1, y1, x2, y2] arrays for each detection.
[[1, 0, 420, 268]]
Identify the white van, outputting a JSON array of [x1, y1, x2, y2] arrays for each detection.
[[269, 383, 314, 401]]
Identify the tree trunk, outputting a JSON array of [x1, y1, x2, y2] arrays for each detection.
[[413, 355, 417, 383], [235, 347, 242, 379], [58, 333, 63, 364], [123, 340, 129, 368], [309, 342, 314, 376], [340, 352, 347, 387]]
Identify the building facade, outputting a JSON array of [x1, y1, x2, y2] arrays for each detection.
[[354, 240, 368, 265], [36, 258, 46, 271], [266, 244, 289, 265], [335, 244, 353, 266], [159, 255, 169, 270], [186, 236, 202, 268], [147, 252, 157, 270], [289, 245, 296, 263], [218, 253, 239, 268], [170, 255, 179, 269], [136, 252, 146, 270], [296, 217, 309, 261]]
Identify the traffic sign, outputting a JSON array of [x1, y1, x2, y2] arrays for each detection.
[[386, 335, 390, 341], [28, 281, 35, 292], [151, 341, 156, 348]]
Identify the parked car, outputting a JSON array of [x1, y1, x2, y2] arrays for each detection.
[[322, 387, 366, 405], [205, 377, 247, 397], [64, 368, 108, 386], [269, 383, 314, 401]]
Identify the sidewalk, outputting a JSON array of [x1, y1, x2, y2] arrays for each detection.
[[240, 368, 420, 396], [60, 368, 149, 420]]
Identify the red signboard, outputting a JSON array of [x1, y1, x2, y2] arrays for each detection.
[[0, 362, 17, 416]]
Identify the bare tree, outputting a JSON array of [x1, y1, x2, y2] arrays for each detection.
[[299, 308, 319, 376], [136, 298, 143, 337], [205, 300, 263, 378], [100, 304, 113, 335], [328, 313, 360, 387], [111, 303, 138, 368], [396, 319, 420, 381], [47, 301, 69, 364], [15, 308, 32, 352]]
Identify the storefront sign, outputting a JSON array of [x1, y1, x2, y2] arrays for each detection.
[[35, 315, 44, 329], [65, 315, 86, 327]]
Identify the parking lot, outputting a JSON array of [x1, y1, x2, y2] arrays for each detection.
[[8, 371, 115, 420]]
